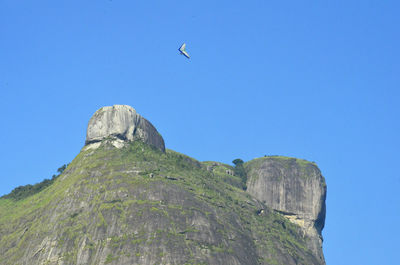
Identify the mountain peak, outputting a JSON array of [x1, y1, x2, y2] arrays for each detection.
[[85, 105, 165, 152], [0, 106, 327, 265]]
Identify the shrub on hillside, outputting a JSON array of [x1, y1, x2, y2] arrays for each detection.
[[2, 164, 68, 201]]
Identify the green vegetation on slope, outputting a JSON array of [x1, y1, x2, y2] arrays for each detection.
[[201, 161, 244, 190], [232, 158, 247, 190], [1, 164, 68, 201], [246, 155, 316, 167], [245, 155, 319, 180], [0, 141, 318, 264]]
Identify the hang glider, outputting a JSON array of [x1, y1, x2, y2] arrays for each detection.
[[179, 43, 190, 59]]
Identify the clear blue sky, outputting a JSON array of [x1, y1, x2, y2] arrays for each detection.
[[1, 1, 399, 264]]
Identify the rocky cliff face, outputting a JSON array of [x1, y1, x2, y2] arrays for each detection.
[[85, 105, 165, 152], [0, 105, 326, 265], [245, 157, 327, 264]]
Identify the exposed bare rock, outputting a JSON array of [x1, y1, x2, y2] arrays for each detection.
[[85, 105, 165, 152], [245, 156, 327, 264]]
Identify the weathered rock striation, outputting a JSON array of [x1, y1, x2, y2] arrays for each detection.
[[245, 157, 327, 264], [0, 105, 327, 265], [85, 105, 165, 152]]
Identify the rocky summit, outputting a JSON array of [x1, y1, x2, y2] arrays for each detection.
[[85, 105, 165, 152], [0, 105, 327, 265]]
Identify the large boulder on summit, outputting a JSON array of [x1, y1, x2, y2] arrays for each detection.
[[85, 105, 165, 152], [245, 156, 327, 264]]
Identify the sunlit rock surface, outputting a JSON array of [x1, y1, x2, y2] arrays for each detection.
[[246, 156, 327, 264], [85, 105, 165, 152]]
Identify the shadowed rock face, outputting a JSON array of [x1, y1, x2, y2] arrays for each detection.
[[245, 157, 327, 264], [85, 105, 165, 152]]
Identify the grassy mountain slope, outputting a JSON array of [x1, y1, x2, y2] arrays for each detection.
[[0, 140, 320, 265]]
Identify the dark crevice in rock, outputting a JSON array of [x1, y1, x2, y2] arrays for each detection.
[[273, 209, 297, 216]]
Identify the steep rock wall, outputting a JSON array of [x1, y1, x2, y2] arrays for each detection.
[[245, 157, 327, 264]]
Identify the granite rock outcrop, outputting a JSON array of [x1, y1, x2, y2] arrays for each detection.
[[85, 105, 165, 152], [245, 157, 327, 264]]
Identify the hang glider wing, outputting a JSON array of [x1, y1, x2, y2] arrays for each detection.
[[179, 43, 190, 59], [181, 50, 190, 58]]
